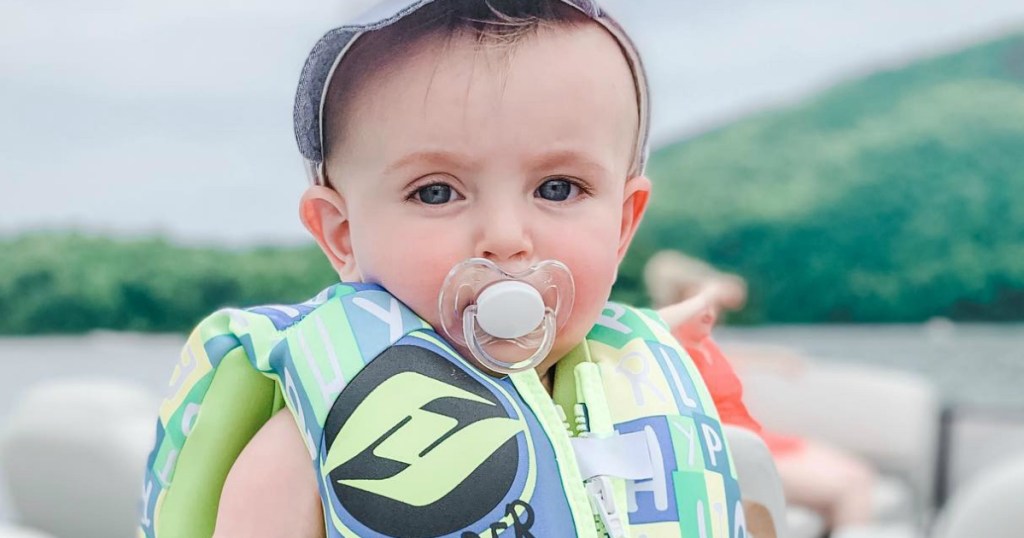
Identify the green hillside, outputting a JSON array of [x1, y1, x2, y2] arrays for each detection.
[[0, 234, 335, 334], [615, 31, 1024, 322]]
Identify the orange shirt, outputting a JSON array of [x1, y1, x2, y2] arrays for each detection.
[[681, 336, 804, 456]]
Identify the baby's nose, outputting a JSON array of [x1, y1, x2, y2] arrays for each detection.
[[476, 206, 533, 268]]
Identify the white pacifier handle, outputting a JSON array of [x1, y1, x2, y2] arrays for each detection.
[[464, 305, 556, 375], [475, 281, 547, 339]]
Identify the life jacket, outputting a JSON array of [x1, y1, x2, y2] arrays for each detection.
[[140, 283, 746, 538]]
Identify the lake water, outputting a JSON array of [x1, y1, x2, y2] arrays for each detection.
[[715, 322, 1024, 410]]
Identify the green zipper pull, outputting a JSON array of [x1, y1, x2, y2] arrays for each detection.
[[574, 362, 630, 538], [509, 366, 600, 538]]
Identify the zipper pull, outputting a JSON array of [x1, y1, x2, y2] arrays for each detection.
[[574, 362, 631, 538], [574, 403, 591, 437]]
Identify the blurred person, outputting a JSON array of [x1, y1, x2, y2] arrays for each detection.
[[649, 250, 878, 532]]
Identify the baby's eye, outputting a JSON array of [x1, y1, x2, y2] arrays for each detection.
[[414, 183, 460, 205], [535, 178, 580, 202]]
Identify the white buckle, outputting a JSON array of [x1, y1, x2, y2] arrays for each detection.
[[571, 431, 655, 481], [585, 476, 625, 538]]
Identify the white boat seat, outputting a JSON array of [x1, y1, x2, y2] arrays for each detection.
[[931, 453, 1024, 538], [0, 379, 158, 538], [722, 425, 788, 538], [0, 526, 54, 538]]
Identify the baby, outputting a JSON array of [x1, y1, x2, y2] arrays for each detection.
[[140, 1, 754, 537]]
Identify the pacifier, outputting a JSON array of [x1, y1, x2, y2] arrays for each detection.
[[438, 258, 575, 375]]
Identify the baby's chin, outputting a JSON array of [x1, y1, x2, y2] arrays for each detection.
[[442, 338, 541, 377], [434, 332, 577, 379]]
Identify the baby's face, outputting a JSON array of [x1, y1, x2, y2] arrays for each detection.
[[323, 23, 648, 368]]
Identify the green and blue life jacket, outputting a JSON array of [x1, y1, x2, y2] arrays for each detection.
[[140, 283, 746, 537]]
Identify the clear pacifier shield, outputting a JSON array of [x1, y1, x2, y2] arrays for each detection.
[[438, 258, 574, 375]]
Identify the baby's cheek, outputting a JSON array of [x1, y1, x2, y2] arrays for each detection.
[[374, 247, 462, 324], [561, 255, 619, 335]]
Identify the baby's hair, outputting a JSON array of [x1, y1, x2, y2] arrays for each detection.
[[322, 0, 591, 173]]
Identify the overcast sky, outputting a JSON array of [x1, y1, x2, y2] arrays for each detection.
[[2, 0, 1023, 245]]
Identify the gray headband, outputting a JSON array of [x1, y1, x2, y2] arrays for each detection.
[[293, 0, 650, 184]]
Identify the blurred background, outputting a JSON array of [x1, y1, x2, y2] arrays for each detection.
[[1, 0, 1023, 537]]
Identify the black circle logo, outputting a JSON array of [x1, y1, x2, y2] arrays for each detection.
[[323, 343, 524, 537]]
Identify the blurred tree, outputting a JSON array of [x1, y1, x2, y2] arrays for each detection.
[[0, 234, 337, 334]]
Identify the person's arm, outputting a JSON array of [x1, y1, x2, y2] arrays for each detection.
[[214, 408, 326, 538], [656, 279, 740, 329], [657, 293, 710, 329]]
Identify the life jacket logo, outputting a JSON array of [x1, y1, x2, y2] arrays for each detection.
[[323, 343, 525, 537], [324, 371, 521, 505]]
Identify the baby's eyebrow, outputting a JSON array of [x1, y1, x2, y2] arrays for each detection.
[[381, 148, 612, 178], [383, 150, 469, 175], [530, 148, 611, 177]]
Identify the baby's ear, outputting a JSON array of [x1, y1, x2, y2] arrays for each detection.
[[617, 175, 652, 261], [300, 186, 359, 281]]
